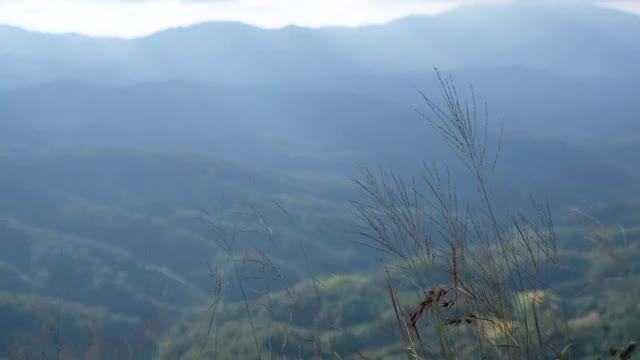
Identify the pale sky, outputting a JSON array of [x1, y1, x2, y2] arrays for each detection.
[[0, 0, 638, 38]]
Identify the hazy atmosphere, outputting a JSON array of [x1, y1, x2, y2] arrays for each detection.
[[1, 0, 639, 359]]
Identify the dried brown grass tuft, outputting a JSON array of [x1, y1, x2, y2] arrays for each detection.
[[354, 69, 567, 359]]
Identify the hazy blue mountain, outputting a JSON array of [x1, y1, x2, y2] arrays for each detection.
[[0, 25, 131, 88], [1, 70, 636, 169], [332, 4, 640, 77], [1, 4, 639, 90], [0, 77, 636, 208]]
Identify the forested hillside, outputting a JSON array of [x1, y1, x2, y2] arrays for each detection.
[[0, 3, 639, 359]]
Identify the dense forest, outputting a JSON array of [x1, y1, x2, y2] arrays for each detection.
[[0, 3, 639, 359]]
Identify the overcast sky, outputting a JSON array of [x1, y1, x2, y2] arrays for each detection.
[[0, 0, 638, 38]]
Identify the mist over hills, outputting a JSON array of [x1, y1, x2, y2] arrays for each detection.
[[1, 4, 640, 89], [2, 4, 638, 143], [1, 3, 639, 359]]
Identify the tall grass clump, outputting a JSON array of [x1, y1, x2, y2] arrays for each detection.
[[352, 70, 568, 359]]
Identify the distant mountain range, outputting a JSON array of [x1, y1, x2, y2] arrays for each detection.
[[1, 4, 639, 90]]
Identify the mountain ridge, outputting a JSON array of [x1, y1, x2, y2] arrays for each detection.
[[1, 3, 639, 90], [2, 3, 639, 40]]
